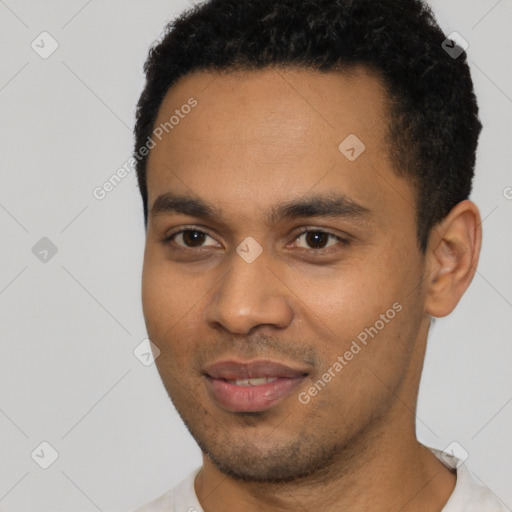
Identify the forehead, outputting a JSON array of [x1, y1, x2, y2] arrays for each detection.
[[145, 66, 412, 224]]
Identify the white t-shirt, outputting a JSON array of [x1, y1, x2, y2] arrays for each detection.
[[134, 446, 506, 511]]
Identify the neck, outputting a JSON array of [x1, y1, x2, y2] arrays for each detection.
[[195, 418, 456, 512], [195, 321, 455, 512]]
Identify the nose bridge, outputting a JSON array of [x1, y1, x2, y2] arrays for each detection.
[[205, 249, 293, 334]]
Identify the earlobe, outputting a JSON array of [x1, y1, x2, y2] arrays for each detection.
[[424, 200, 482, 318]]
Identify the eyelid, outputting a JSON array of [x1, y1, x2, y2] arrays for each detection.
[[289, 227, 350, 253], [162, 225, 350, 253], [162, 225, 221, 248]]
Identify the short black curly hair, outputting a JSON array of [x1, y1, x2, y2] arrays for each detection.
[[134, 0, 481, 252]]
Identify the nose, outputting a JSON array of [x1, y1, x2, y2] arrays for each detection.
[[203, 251, 294, 335]]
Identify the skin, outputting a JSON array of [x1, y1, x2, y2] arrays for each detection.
[[141, 66, 481, 512]]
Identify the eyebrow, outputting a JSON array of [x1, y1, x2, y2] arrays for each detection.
[[149, 192, 371, 225]]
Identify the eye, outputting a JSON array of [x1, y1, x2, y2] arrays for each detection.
[[292, 229, 347, 253], [164, 228, 219, 249]]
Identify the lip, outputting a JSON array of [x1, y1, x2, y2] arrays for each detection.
[[203, 359, 309, 412], [204, 360, 308, 380]]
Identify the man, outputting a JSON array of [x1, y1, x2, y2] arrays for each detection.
[[133, 0, 504, 510]]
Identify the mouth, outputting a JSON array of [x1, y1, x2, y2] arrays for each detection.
[[203, 360, 309, 412]]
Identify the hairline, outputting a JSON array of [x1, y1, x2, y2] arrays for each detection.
[[141, 62, 426, 251]]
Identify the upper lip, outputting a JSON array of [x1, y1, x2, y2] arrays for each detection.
[[203, 360, 309, 380]]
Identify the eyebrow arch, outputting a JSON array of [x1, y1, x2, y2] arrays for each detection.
[[150, 193, 221, 221], [149, 192, 372, 225], [267, 193, 371, 225]]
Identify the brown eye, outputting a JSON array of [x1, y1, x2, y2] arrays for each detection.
[[294, 230, 341, 250], [304, 231, 330, 249], [182, 230, 207, 247], [167, 229, 218, 249]]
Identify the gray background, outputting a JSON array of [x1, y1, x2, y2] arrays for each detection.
[[0, 0, 510, 510]]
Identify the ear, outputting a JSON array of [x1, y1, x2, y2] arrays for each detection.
[[424, 200, 482, 318]]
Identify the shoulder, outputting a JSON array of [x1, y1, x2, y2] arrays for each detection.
[[133, 487, 176, 512], [443, 463, 507, 512], [427, 446, 506, 512], [133, 467, 202, 512]]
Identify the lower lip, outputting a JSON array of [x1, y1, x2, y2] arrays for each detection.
[[205, 376, 306, 412]]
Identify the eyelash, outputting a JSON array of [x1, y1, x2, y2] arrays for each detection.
[[291, 228, 349, 255], [161, 226, 349, 256]]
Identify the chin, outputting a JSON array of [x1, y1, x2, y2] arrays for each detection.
[[193, 429, 341, 484]]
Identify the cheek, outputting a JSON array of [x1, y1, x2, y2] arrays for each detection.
[[284, 255, 401, 332], [141, 252, 216, 371], [142, 255, 194, 343], [289, 247, 422, 371], [316, 268, 424, 411]]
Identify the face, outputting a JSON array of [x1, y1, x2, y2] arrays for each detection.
[[141, 67, 430, 482]]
